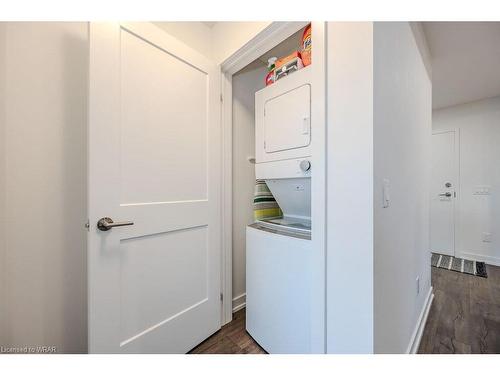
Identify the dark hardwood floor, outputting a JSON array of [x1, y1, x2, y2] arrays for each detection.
[[419, 264, 500, 353], [189, 308, 266, 354], [191, 264, 500, 354]]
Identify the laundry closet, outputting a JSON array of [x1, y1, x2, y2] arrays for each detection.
[[231, 24, 319, 354]]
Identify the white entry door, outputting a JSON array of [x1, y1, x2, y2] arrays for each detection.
[[430, 130, 458, 256], [87, 23, 221, 353]]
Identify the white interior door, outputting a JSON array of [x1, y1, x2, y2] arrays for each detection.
[[430, 130, 458, 256], [88, 22, 221, 353]]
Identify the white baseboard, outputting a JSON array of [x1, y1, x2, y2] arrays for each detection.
[[232, 293, 246, 313], [459, 252, 500, 267], [406, 286, 434, 354]]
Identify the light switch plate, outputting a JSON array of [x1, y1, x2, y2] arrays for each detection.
[[383, 179, 390, 208], [474, 185, 491, 195], [482, 232, 492, 243]]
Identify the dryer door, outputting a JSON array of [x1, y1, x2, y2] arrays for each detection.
[[264, 84, 311, 153]]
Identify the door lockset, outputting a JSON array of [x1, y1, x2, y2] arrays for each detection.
[[97, 217, 134, 231]]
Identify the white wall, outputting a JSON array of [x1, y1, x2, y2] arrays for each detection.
[[433, 96, 500, 265], [153, 22, 213, 59], [155, 21, 272, 64], [1, 22, 88, 353], [373, 22, 432, 353], [212, 22, 271, 64], [231, 62, 267, 311], [0, 22, 7, 346], [326, 22, 374, 354], [409, 22, 432, 80]]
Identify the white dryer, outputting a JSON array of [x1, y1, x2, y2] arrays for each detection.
[[255, 66, 312, 165]]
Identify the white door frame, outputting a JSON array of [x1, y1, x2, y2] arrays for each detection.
[[219, 20, 309, 326], [431, 128, 460, 257], [219, 22, 327, 354]]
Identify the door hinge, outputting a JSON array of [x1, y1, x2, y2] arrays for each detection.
[[220, 94, 223, 103], [220, 293, 223, 302]]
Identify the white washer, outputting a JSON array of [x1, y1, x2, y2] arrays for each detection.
[[246, 177, 312, 353], [246, 221, 312, 354]]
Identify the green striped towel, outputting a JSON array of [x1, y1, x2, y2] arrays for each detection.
[[254, 180, 282, 221]]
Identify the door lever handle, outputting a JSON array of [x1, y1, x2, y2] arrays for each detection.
[[97, 217, 134, 231], [439, 192, 452, 197]]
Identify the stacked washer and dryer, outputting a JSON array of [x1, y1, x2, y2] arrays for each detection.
[[246, 66, 313, 354]]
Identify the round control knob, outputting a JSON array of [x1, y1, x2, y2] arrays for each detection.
[[299, 160, 311, 172]]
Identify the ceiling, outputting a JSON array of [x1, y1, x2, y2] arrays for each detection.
[[423, 22, 500, 109]]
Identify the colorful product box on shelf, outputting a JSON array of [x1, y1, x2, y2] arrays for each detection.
[[265, 51, 304, 86], [275, 51, 301, 69], [274, 56, 304, 82], [301, 24, 312, 66]]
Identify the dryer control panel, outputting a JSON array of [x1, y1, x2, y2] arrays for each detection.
[[255, 158, 311, 180]]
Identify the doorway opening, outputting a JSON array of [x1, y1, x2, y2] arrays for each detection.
[[230, 25, 306, 319], [430, 129, 459, 257], [421, 21, 500, 354], [194, 21, 326, 354]]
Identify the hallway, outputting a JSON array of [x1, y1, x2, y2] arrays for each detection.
[[419, 264, 500, 353]]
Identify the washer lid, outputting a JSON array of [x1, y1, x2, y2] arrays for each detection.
[[259, 217, 311, 232], [265, 178, 311, 221], [249, 222, 311, 240]]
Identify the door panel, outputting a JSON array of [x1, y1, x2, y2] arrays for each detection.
[[88, 22, 221, 353], [120, 29, 208, 204], [430, 130, 458, 256], [120, 227, 208, 344]]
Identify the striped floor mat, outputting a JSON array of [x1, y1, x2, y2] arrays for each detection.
[[431, 253, 488, 278]]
